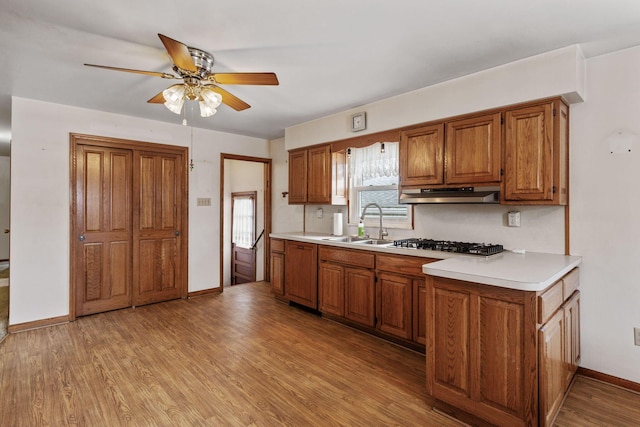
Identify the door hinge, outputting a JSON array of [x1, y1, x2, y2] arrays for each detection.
[[552, 186, 557, 193], [553, 108, 557, 117], [500, 168, 504, 176], [500, 117, 504, 125]]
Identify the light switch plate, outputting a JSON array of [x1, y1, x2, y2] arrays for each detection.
[[634, 327, 640, 346]]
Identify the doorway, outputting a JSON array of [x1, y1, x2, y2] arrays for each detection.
[[231, 191, 257, 285], [220, 155, 271, 289], [70, 134, 188, 318]]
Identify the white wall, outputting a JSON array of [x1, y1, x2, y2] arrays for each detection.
[[10, 97, 269, 326], [223, 159, 265, 285], [285, 45, 586, 150], [0, 156, 9, 259], [570, 45, 640, 383]]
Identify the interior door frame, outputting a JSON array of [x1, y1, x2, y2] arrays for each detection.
[[69, 133, 189, 321], [220, 154, 271, 291]]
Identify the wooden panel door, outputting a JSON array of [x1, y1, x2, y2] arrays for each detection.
[[413, 279, 426, 345], [399, 124, 445, 186], [431, 286, 470, 399], [284, 241, 318, 309], [478, 296, 525, 417], [539, 308, 566, 427], [307, 145, 331, 204], [503, 103, 554, 201], [270, 251, 285, 296], [564, 291, 580, 386], [376, 272, 412, 339], [344, 267, 375, 327], [318, 262, 345, 316], [445, 113, 501, 184], [74, 145, 132, 316], [288, 149, 307, 204], [133, 151, 184, 306]]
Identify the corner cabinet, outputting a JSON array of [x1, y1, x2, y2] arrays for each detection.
[[288, 145, 347, 205], [503, 99, 569, 205], [425, 267, 580, 427]]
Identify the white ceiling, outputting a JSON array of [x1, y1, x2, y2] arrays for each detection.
[[2, 0, 640, 155]]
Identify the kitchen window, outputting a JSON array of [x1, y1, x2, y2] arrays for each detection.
[[348, 142, 412, 229]]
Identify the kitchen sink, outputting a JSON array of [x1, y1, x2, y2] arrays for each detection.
[[356, 239, 394, 246], [323, 236, 372, 243]]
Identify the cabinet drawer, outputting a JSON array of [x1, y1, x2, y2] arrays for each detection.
[[377, 254, 437, 277], [563, 268, 580, 299], [319, 246, 375, 269], [271, 239, 285, 253], [538, 280, 563, 324]]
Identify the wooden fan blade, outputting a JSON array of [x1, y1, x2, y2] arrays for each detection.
[[84, 64, 177, 79], [158, 34, 197, 72], [210, 72, 279, 85], [147, 91, 166, 104], [210, 86, 251, 111]]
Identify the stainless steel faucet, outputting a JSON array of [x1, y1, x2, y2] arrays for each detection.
[[360, 203, 388, 240]]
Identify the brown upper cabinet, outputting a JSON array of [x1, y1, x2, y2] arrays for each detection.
[[445, 112, 501, 184], [288, 144, 347, 205], [399, 113, 501, 188], [503, 99, 568, 205], [399, 123, 445, 186]]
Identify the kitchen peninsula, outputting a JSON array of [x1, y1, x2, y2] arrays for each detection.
[[269, 232, 582, 426]]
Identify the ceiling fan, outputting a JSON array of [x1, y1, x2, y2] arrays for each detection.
[[85, 34, 279, 117]]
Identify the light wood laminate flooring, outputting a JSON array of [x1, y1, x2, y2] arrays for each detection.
[[1, 282, 638, 426]]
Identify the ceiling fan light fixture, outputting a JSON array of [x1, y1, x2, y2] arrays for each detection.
[[199, 100, 217, 117], [199, 87, 223, 117], [163, 84, 186, 114]]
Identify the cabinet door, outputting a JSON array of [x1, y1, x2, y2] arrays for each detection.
[[284, 241, 318, 309], [270, 251, 285, 296], [503, 103, 554, 201], [413, 279, 426, 345], [564, 291, 580, 384], [319, 262, 345, 316], [345, 267, 375, 327], [288, 149, 307, 204], [399, 124, 445, 186], [539, 308, 566, 427], [307, 145, 331, 204], [445, 113, 501, 184], [376, 272, 412, 339]]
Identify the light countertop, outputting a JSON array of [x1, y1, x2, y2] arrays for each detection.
[[270, 232, 582, 292]]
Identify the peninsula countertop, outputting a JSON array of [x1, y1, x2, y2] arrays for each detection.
[[269, 232, 582, 292]]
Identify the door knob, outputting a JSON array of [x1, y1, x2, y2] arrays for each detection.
[[175, 230, 180, 236], [79, 235, 85, 241]]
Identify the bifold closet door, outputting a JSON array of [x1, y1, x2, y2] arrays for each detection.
[[132, 151, 184, 306], [74, 145, 133, 316]]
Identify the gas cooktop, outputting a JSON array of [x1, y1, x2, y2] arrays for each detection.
[[392, 238, 504, 256]]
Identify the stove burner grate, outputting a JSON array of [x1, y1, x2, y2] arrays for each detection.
[[393, 238, 504, 256]]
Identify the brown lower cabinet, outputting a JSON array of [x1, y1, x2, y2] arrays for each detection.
[[270, 238, 285, 297], [284, 241, 318, 309], [425, 268, 580, 427]]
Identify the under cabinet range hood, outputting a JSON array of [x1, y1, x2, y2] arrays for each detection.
[[399, 187, 500, 204]]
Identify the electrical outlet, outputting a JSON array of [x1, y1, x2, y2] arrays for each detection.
[[507, 211, 521, 227], [635, 327, 640, 346], [316, 208, 323, 219]]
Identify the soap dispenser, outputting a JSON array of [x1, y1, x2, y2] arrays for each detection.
[[357, 219, 364, 237]]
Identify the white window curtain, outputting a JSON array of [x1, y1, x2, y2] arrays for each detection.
[[347, 142, 411, 229], [232, 197, 254, 248], [349, 142, 399, 187]]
